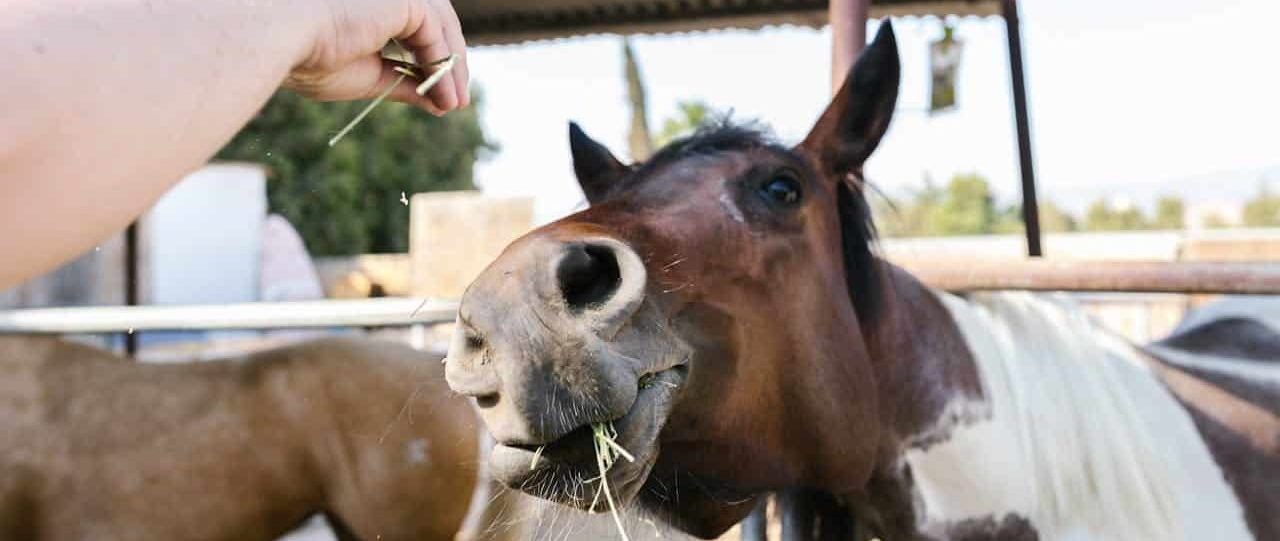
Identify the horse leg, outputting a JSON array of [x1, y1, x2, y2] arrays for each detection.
[[739, 496, 770, 541], [779, 489, 815, 540], [810, 492, 854, 541]]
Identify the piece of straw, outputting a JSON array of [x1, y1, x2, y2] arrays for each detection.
[[328, 51, 458, 147], [415, 54, 458, 96], [327, 72, 406, 147], [525, 421, 634, 539], [600, 433, 636, 463], [530, 445, 545, 471], [591, 422, 633, 541]]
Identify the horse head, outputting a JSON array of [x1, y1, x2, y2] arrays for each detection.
[[445, 22, 900, 537]]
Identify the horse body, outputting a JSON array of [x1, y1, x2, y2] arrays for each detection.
[[888, 290, 1261, 539], [0, 336, 480, 541], [444, 20, 1278, 541]]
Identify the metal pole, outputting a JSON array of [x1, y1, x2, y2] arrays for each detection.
[[124, 221, 139, 354], [739, 497, 769, 541], [830, 0, 869, 94], [895, 259, 1280, 294], [1001, 0, 1042, 257], [0, 298, 458, 334]]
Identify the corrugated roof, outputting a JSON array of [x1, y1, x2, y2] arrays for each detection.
[[458, 0, 1000, 45]]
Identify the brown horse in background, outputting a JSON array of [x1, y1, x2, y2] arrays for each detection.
[[0, 336, 486, 541], [445, 21, 1278, 540]]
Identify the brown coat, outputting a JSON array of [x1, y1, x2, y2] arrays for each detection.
[[0, 336, 480, 541]]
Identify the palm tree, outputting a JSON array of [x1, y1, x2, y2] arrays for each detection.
[[622, 38, 653, 161]]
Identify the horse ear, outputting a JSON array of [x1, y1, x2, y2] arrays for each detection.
[[800, 21, 900, 181], [569, 122, 628, 204]]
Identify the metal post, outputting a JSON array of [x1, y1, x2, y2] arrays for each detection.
[[830, 0, 869, 94], [893, 259, 1280, 294], [740, 497, 769, 541], [1001, 0, 1042, 256], [124, 222, 139, 355]]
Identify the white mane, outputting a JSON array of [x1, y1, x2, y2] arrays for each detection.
[[904, 292, 1252, 540]]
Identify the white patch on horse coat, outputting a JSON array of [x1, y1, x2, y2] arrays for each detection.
[[906, 292, 1253, 540], [902, 393, 991, 450], [719, 192, 745, 224], [405, 438, 430, 465]]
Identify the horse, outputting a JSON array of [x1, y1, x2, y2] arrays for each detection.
[[441, 21, 1279, 540], [0, 335, 489, 541]]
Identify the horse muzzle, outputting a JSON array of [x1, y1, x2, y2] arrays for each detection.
[[444, 232, 689, 500]]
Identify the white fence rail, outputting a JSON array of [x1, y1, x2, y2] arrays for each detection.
[[0, 298, 457, 334]]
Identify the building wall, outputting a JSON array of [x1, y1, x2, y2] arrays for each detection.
[[141, 163, 267, 305]]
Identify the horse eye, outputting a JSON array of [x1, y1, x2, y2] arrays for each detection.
[[759, 176, 802, 206]]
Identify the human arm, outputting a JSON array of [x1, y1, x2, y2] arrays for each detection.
[[0, 0, 469, 288]]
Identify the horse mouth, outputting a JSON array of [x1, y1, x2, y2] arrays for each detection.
[[488, 363, 688, 508]]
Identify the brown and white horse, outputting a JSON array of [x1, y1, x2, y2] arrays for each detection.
[[0, 335, 488, 541], [443, 21, 1279, 540]]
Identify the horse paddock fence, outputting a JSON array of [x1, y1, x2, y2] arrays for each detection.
[[1, 261, 1278, 342]]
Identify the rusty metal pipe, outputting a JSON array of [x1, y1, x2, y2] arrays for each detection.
[[830, 0, 869, 94], [897, 259, 1280, 294]]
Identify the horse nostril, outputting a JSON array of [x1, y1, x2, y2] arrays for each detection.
[[475, 393, 499, 409], [556, 243, 622, 313]]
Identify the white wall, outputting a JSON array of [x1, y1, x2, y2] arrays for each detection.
[[143, 163, 267, 305]]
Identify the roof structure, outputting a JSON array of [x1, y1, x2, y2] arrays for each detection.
[[457, 0, 1000, 45]]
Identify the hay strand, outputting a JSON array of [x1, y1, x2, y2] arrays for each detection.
[[591, 422, 632, 541], [327, 46, 458, 148], [415, 54, 457, 96], [327, 72, 406, 147]]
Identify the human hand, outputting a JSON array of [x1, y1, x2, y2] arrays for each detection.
[[285, 0, 469, 115]]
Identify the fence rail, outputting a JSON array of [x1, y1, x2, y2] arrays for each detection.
[[897, 259, 1280, 294], [0, 298, 457, 334], [4, 260, 1280, 335]]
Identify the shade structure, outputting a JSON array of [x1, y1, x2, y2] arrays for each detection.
[[457, 0, 1000, 45]]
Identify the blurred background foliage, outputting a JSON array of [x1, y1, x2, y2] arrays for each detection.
[[874, 172, 1280, 237], [217, 89, 495, 256], [655, 101, 713, 148]]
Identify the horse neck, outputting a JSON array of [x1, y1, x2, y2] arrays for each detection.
[[861, 263, 984, 451], [859, 269, 1202, 539]]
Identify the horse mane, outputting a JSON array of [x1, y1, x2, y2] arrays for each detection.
[[642, 117, 777, 171], [641, 119, 884, 323], [836, 179, 882, 323], [925, 292, 1207, 538]]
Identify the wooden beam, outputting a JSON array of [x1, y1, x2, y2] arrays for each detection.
[[897, 259, 1280, 294]]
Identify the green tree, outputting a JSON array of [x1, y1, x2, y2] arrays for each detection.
[[655, 101, 713, 147], [1084, 198, 1148, 231], [992, 204, 1025, 234], [1040, 201, 1079, 232], [1152, 196, 1185, 229], [874, 173, 1079, 237], [1243, 184, 1280, 227], [216, 90, 493, 255], [1202, 212, 1233, 229], [875, 178, 943, 237], [925, 173, 997, 235], [993, 201, 1078, 234]]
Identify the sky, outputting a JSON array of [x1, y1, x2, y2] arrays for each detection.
[[465, 0, 1280, 224]]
